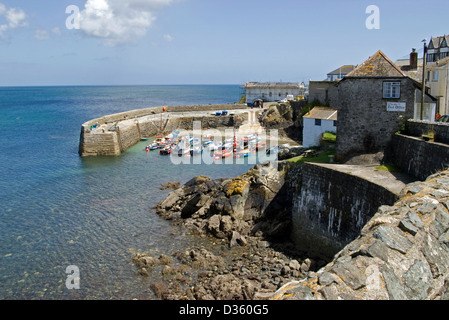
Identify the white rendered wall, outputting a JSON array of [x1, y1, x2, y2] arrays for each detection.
[[302, 118, 336, 148]]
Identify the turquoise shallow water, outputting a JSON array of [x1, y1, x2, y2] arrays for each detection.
[[0, 85, 257, 299]]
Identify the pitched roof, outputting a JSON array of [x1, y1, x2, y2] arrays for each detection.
[[327, 65, 356, 75], [428, 35, 449, 49], [345, 50, 407, 78], [303, 107, 338, 121]]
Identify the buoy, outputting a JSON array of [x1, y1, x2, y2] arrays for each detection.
[[162, 106, 167, 112]]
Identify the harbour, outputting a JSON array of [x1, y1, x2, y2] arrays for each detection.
[[0, 85, 259, 300]]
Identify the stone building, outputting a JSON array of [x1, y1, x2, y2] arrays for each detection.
[[307, 81, 338, 106], [334, 50, 436, 160]]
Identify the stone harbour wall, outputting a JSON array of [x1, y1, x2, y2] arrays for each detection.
[[273, 170, 449, 300], [79, 104, 249, 157], [291, 163, 399, 260]]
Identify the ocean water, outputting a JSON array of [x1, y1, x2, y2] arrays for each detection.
[[0, 85, 257, 300]]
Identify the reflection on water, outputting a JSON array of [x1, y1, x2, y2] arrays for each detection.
[[1, 139, 256, 299], [0, 85, 252, 300]]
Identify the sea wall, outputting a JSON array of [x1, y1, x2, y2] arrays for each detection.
[[291, 163, 399, 260], [273, 170, 449, 300], [387, 134, 449, 181], [79, 104, 248, 157]]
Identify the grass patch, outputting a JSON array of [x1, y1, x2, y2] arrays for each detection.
[[374, 164, 402, 173], [287, 150, 335, 164], [322, 132, 336, 143]]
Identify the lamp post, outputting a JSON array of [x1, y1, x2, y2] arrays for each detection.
[[421, 39, 428, 120]]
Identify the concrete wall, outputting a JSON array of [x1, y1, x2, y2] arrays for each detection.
[[291, 163, 399, 260]]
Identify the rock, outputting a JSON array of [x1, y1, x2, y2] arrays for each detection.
[[373, 225, 413, 254], [318, 272, 338, 286], [289, 260, 301, 271], [229, 231, 247, 248], [332, 261, 366, 290], [403, 260, 433, 300], [150, 281, 168, 299], [300, 258, 312, 273], [159, 254, 173, 265], [160, 181, 180, 190], [281, 266, 291, 276]]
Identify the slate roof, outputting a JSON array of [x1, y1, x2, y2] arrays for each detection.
[[327, 65, 356, 75], [428, 35, 449, 49], [345, 50, 407, 78], [303, 107, 338, 121]]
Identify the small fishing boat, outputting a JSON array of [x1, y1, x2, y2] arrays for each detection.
[[254, 142, 266, 151], [141, 138, 149, 141], [147, 143, 159, 150], [190, 145, 203, 155], [236, 149, 251, 158], [207, 142, 222, 152], [214, 148, 233, 160], [159, 146, 172, 155]]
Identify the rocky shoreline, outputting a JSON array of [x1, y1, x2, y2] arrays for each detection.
[[132, 160, 327, 300]]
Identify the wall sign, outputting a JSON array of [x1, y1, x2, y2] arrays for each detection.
[[387, 101, 406, 112]]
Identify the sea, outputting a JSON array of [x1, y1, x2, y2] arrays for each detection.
[[0, 85, 259, 300]]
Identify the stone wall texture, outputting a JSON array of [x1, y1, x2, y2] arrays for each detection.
[[291, 163, 399, 260], [406, 119, 449, 144], [387, 134, 449, 181], [335, 78, 417, 159], [273, 170, 449, 300], [79, 104, 248, 157]]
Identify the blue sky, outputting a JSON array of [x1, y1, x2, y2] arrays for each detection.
[[0, 0, 448, 86]]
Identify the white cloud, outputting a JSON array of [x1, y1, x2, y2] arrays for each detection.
[[0, 2, 27, 39], [34, 27, 62, 41], [163, 34, 173, 42], [34, 29, 50, 40], [78, 0, 173, 46]]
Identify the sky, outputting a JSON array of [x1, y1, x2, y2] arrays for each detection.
[[0, 0, 448, 86]]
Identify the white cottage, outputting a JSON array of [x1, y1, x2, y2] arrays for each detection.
[[243, 82, 305, 105], [302, 107, 337, 148]]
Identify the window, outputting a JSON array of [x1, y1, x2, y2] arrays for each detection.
[[333, 120, 337, 127], [383, 81, 401, 99], [315, 119, 322, 126], [433, 71, 439, 81]]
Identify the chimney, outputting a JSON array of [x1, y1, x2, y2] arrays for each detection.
[[410, 48, 418, 70]]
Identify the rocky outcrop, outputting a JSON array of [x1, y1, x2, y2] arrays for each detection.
[[155, 161, 290, 245], [133, 160, 331, 300], [258, 103, 294, 128], [273, 170, 449, 300]]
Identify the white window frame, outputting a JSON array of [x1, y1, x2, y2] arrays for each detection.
[[383, 81, 401, 99]]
